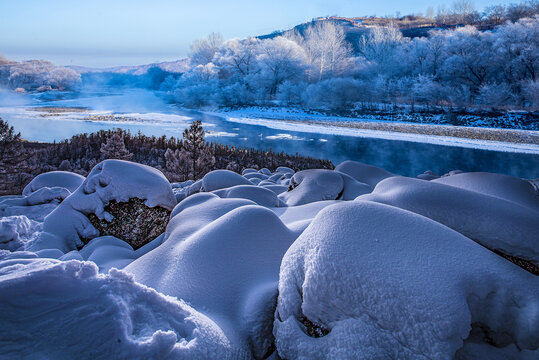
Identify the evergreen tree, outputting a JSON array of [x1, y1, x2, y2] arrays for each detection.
[[0, 117, 23, 166], [182, 120, 215, 179], [100, 132, 133, 161]]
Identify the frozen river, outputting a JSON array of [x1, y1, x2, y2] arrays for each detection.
[[1, 88, 537, 178]]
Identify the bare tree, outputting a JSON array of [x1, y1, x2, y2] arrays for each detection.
[[483, 5, 506, 25], [300, 21, 353, 81], [189, 33, 224, 65], [452, 0, 477, 24]]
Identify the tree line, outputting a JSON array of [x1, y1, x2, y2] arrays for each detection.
[[0, 56, 81, 92], [0, 118, 333, 195], [163, 2, 538, 112]]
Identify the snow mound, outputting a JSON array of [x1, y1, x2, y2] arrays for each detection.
[[0, 216, 41, 251], [335, 160, 395, 187], [260, 184, 288, 195], [22, 171, 86, 196], [32, 160, 176, 252], [276, 166, 295, 174], [164, 193, 256, 244], [0, 187, 70, 222], [279, 169, 371, 206], [358, 177, 539, 266], [202, 170, 252, 191], [0, 255, 245, 359], [214, 185, 284, 207], [433, 172, 539, 211], [274, 201, 539, 359], [126, 205, 297, 358]]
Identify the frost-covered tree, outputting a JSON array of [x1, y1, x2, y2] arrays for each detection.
[[358, 23, 406, 76], [300, 21, 353, 81], [0, 118, 23, 167], [182, 120, 215, 179], [190, 33, 224, 65], [100, 133, 133, 160], [254, 37, 306, 98], [214, 38, 261, 82], [164, 148, 191, 182]]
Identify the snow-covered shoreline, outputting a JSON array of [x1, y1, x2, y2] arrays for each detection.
[[207, 108, 539, 154]]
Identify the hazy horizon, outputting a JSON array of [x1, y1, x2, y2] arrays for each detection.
[[1, 0, 518, 68]]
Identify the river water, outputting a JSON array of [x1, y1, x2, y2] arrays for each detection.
[[1, 88, 537, 178]]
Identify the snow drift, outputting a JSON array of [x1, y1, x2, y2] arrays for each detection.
[[0, 159, 537, 359]]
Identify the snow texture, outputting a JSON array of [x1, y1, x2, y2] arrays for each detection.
[[1, 160, 538, 359], [358, 176, 539, 265], [22, 171, 86, 196], [279, 169, 371, 206], [275, 201, 539, 359], [0, 254, 246, 359]]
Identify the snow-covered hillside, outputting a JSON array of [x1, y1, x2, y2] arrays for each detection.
[[1, 159, 538, 359]]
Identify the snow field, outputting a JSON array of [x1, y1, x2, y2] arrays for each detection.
[[0, 159, 538, 359]]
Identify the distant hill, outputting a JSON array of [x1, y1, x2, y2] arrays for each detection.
[[260, 16, 498, 51], [68, 58, 190, 75]]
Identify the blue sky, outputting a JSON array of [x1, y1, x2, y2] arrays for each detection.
[[1, 0, 515, 67]]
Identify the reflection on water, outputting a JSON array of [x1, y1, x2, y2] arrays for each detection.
[[0, 88, 537, 179]]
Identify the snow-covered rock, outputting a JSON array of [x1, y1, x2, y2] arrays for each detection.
[[279, 169, 371, 206], [432, 172, 539, 211], [126, 204, 297, 358], [202, 170, 252, 191], [31, 160, 176, 252], [213, 185, 284, 207], [335, 160, 395, 187], [0, 216, 40, 251], [22, 171, 85, 196], [358, 176, 539, 266], [274, 201, 539, 359], [417, 170, 440, 180], [0, 255, 246, 359]]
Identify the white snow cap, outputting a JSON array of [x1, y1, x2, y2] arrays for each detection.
[[213, 185, 284, 207], [275, 201, 539, 359], [127, 201, 297, 358], [358, 176, 539, 265], [335, 160, 395, 187], [279, 169, 372, 206], [22, 171, 85, 196], [32, 160, 176, 252], [202, 169, 252, 191]]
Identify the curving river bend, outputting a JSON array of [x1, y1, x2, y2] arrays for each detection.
[[1, 88, 537, 178]]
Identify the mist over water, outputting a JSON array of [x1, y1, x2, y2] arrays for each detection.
[[1, 86, 537, 179]]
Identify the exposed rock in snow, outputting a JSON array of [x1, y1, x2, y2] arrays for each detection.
[[31, 160, 176, 252], [358, 177, 539, 267], [274, 201, 539, 359], [202, 170, 252, 191], [0, 255, 246, 359], [22, 171, 85, 196], [87, 198, 170, 249], [1, 160, 538, 359]]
